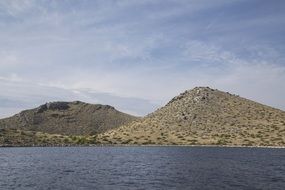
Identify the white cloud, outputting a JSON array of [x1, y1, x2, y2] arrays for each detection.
[[183, 40, 234, 63], [0, 73, 23, 82], [0, 0, 284, 118], [0, 0, 36, 17], [0, 51, 20, 67]]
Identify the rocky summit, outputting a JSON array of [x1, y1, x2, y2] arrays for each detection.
[[0, 101, 137, 136], [97, 87, 285, 146]]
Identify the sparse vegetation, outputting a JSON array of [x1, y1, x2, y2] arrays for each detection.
[[0, 101, 137, 136], [0, 87, 284, 147], [96, 87, 285, 147]]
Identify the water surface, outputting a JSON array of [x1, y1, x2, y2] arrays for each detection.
[[0, 147, 284, 189]]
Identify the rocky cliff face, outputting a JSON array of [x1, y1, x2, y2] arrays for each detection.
[[97, 87, 285, 146], [0, 101, 137, 136]]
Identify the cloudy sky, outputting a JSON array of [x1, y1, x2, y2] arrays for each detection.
[[0, 0, 284, 118]]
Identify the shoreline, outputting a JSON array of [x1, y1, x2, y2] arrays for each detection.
[[1, 144, 285, 149]]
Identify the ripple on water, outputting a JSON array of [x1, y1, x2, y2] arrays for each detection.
[[0, 147, 284, 190]]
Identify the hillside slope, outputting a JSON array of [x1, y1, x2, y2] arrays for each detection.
[[0, 101, 137, 136], [0, 128, 98, 147], [97, 87, 285, 146]]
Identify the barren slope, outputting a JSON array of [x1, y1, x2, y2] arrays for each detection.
[[0, 101, 137, 136], [97, 87, 285, 146]]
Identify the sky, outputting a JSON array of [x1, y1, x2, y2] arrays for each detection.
[[0, 0, 285, 118]]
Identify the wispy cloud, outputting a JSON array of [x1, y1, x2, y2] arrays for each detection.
[[0, 0, 284, 118]]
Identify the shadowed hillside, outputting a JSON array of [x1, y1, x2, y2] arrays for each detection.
[[0, 101, 137, 136], [97, 87, 285, 146]]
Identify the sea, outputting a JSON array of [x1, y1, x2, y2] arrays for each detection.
[[0, 146, 284, 190]]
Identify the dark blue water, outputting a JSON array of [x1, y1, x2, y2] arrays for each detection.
[[0, 147, 284, 190]]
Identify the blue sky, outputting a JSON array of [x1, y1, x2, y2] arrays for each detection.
[[0, 0, 285, 118]]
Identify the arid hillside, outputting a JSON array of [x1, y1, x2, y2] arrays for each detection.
[[0, 128, 98, 147], [97, 87, 285, 146], [0, 101, 137, 136]]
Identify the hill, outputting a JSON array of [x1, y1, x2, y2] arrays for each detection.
[[97, 87, 285, 146], [0, 128, 97, 147], [0, 101, 137, 136]]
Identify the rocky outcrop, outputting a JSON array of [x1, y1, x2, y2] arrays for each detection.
[[36, 102, 70, 113]]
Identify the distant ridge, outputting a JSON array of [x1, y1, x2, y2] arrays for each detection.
[[0, 101, 137, 136], [97, 87, 285, 146]]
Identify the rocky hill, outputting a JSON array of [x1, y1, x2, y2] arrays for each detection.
[[97, 87, 285, 146], [0, 101, 137, 136]]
